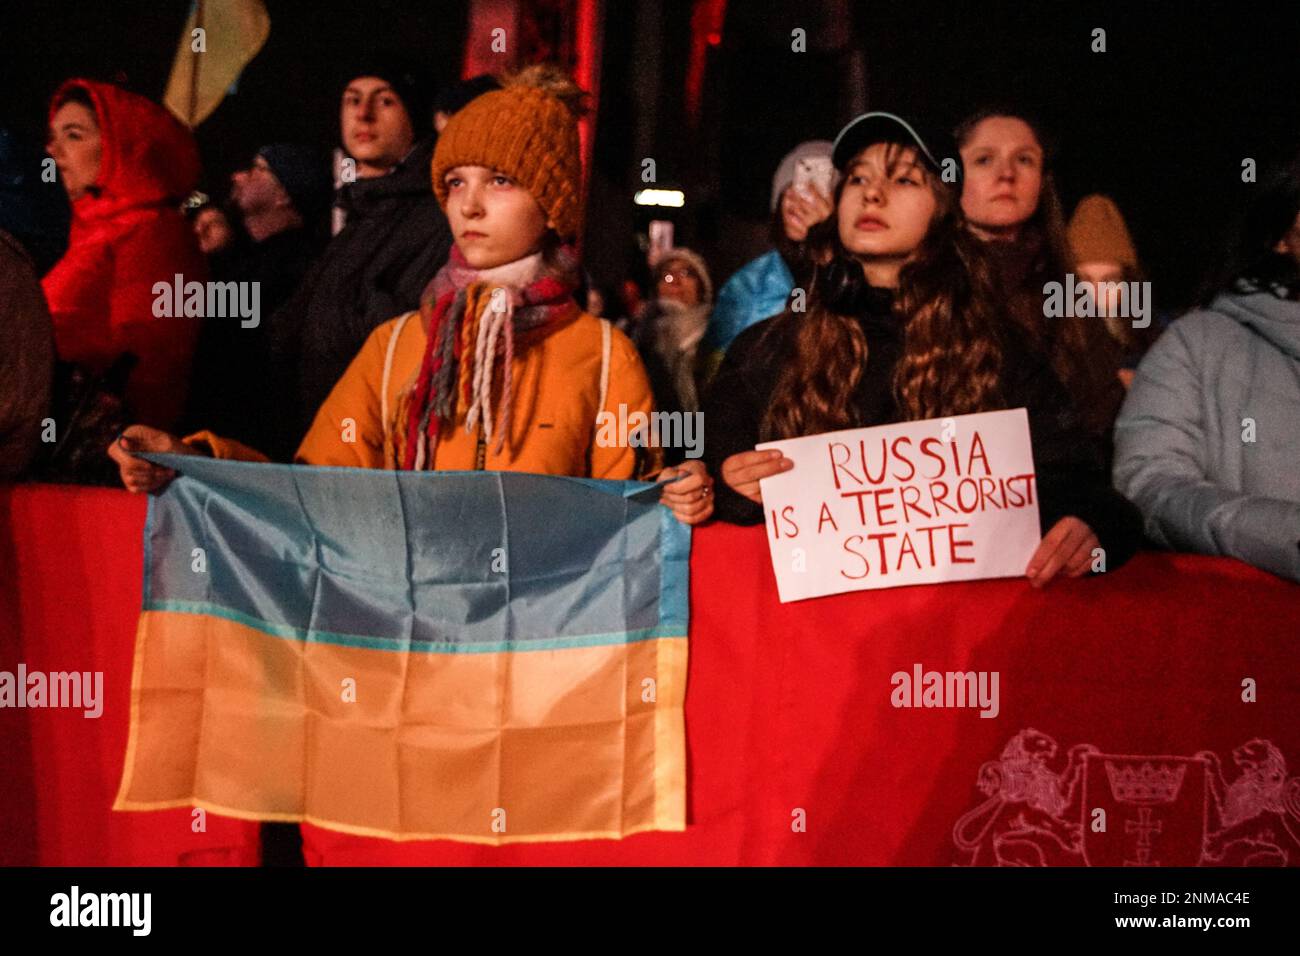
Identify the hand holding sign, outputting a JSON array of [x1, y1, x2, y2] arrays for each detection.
[[720, 449, 794, 503], [1026, 515, 1100, 587], [757, 409, 1043, 602]]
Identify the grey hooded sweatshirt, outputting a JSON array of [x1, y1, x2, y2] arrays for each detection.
[[1113, 290, 1300, 582]]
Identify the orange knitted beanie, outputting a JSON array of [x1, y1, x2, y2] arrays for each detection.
[[431, 65, 586, 242], [1067, 194, 1139, 270]]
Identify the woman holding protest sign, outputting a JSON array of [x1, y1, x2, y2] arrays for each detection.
[[109, 65, 713, 527], [702, 111, 1142, 586]]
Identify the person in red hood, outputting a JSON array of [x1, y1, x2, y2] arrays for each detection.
[[42, 79, 206, 430]]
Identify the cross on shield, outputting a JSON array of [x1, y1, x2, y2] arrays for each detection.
[[1081, 753, 1208, 867]]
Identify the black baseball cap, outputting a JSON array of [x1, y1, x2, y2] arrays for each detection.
[[831, 111, 962, 186]]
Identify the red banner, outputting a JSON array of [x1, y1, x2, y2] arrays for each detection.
[[3, 483, 1299, 866]]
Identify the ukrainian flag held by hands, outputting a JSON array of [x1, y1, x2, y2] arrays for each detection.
[[114, 456, 689, 842]]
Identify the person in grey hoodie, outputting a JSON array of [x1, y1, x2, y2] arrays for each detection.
[[1113, 155, 1300, 582]]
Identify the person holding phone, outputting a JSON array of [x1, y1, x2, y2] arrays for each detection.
[[702, 140, 836, 367], [701, 111, 1142, 586]]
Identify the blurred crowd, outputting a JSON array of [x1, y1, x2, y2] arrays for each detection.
[[2, 56, 1298, 583]]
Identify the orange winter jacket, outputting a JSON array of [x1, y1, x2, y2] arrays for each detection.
[[187, 304, 660, 479]]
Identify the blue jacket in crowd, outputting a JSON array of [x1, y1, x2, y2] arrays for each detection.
[[704, 250, 794, 354]]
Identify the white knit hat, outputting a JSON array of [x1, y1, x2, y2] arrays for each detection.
[[651, 246, 714, 304], [770, 139, 835, 211]]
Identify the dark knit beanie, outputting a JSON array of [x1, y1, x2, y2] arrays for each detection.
[[257, 143, 334, 219], [342, 55, 435, 133]]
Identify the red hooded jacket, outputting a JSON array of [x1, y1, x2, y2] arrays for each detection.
[[41, 79, 206, 429]]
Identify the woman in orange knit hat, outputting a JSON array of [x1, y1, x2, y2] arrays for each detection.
[[111, 65, 714, 525], [1066, 193, 1162, 387]]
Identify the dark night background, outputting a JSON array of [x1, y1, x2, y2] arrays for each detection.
[[2, 0, 1297, 309]]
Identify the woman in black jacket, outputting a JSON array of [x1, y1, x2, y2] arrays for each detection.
[[702, 111, 1141, 587]]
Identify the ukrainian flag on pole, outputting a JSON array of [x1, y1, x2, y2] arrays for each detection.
[[114, 456, 689, 843], [163, 0, 271, 127]]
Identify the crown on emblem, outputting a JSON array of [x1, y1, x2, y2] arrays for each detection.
[[1105, 761, 1187, 804]]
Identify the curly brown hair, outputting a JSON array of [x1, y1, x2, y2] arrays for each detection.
[[760, 143, 1005, 441]]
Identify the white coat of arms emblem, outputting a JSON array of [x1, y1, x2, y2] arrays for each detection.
[[952, 729, 1300, 866]]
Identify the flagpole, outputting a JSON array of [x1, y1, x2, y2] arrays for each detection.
[[188, 0, 206, 127]]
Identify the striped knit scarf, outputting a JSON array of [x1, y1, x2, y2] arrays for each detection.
[[390, 243, 580, 470]]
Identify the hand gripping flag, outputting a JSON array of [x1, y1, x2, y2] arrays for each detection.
[[114, 456, 689, 843]]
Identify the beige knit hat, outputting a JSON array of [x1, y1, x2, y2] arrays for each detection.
[[1067, 194, 1139, 269], [431, 65, 586, 242], [652, 246, 714, 304]]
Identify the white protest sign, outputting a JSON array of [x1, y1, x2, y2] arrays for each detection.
[[757, 409, 1041, 602]]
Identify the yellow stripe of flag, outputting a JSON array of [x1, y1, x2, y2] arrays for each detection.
[[163, 0, 271, 128]]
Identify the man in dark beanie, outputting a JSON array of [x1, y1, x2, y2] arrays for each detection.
[[255, 57, 455, 462], [181, 144, 332, 445], [336, 56, 433, 186], [255, 143, 334, 230]]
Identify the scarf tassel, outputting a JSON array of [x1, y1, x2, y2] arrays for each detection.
[[396, 246, 580, 471]]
